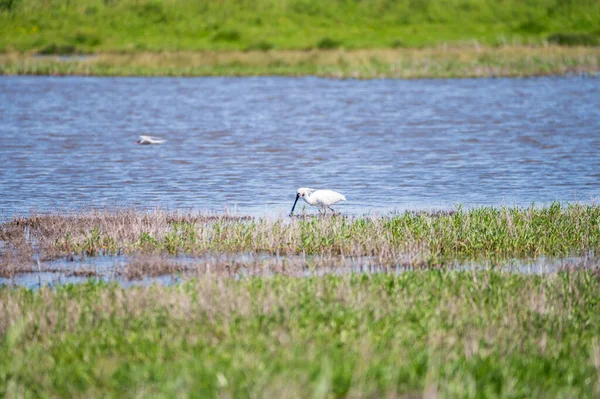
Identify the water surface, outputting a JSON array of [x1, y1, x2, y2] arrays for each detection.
[[1, 76, 599, 217], [1, 254, 595, 289]]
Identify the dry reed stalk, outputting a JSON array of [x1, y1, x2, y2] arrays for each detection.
[[1, 46, 599, 78]]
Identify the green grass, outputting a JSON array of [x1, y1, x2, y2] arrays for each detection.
[[1, 271, 600, 397], [3, 205, 600, 395], [1, 0, 599, 77], [1, 0, 599, 53], [2, 203, 600, 268]]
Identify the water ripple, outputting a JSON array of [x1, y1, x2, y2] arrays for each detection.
[[1, 76, 599, 216]]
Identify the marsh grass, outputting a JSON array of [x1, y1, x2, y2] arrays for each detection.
[[1, 271, 600, 397], [2, 203, 600, 268], [2, 204, 600, 396], [1, 46, 599, 78]]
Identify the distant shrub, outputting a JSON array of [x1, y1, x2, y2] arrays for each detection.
[[408, 0, 429, 12], [316, 37, 341, 50], [390, 39, 405, 48], [547, 32, 599, 46], [84, 6, 97, 15], [0, 0, 15, 11], [37, 43, 77, 55], [73, 31, 101, 47], [516, 20, 547, 34], [205, 22, 219, 32], [458, 1, 478, 12], [291, 1, 321, 16], [132, 2, 167, 23], [212, 29, 241, 42], [245, 40, 273, 51]]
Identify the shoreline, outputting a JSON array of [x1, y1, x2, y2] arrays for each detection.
[[2, 46, 599, 79]]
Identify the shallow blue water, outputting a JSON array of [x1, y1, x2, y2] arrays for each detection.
[[1, 75, 599, 217], [1, 253, 593, 289]]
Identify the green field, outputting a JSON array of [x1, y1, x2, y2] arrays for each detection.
[[1, 0, 599, 77], [1, 0, 600, 53], [1, 272, 600, 397]]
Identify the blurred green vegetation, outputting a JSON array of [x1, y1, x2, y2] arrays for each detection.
[[2, 272, 600, 397], [0, 0, 599, 53]]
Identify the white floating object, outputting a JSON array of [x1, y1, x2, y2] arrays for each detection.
[[137, 135, 166, 145], [290, 187, 347, 216]]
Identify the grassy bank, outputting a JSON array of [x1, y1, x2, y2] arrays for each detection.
[[1, 0, 599, 53], [1, 271, 600, 397], [2, 203, 600, 271], [1, 0, 599, 77], [1, 46, 599, 78]]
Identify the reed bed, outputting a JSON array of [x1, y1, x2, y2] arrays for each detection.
[[1, 271, 599, 397], [1, 46, 599, 78], [1, 203, 600, 267]]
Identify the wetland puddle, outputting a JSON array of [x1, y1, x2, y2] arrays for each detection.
[[1, 254, 597, 289]]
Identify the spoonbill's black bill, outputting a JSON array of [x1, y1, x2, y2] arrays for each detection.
[[289, 194, 301, 216]]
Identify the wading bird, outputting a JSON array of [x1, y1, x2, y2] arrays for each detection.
[[289, 188, 346, 216], [137, 135, 166, 145]]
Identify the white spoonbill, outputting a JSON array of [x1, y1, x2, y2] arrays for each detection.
[[137, 135, 166, 145], [289, 188, 346, 216]]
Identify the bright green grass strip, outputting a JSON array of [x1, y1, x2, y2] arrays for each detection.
[[1, 271, 600, 397], [1, 0, 599, 53]]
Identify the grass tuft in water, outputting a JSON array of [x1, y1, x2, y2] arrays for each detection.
[[2, 203, 600, 269]]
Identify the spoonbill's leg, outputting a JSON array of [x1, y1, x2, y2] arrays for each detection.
[[327, 206, 339, 215]]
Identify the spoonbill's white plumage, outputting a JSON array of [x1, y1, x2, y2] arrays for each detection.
[[137, 135, 166, 145], [290, 188, 347, 216]]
